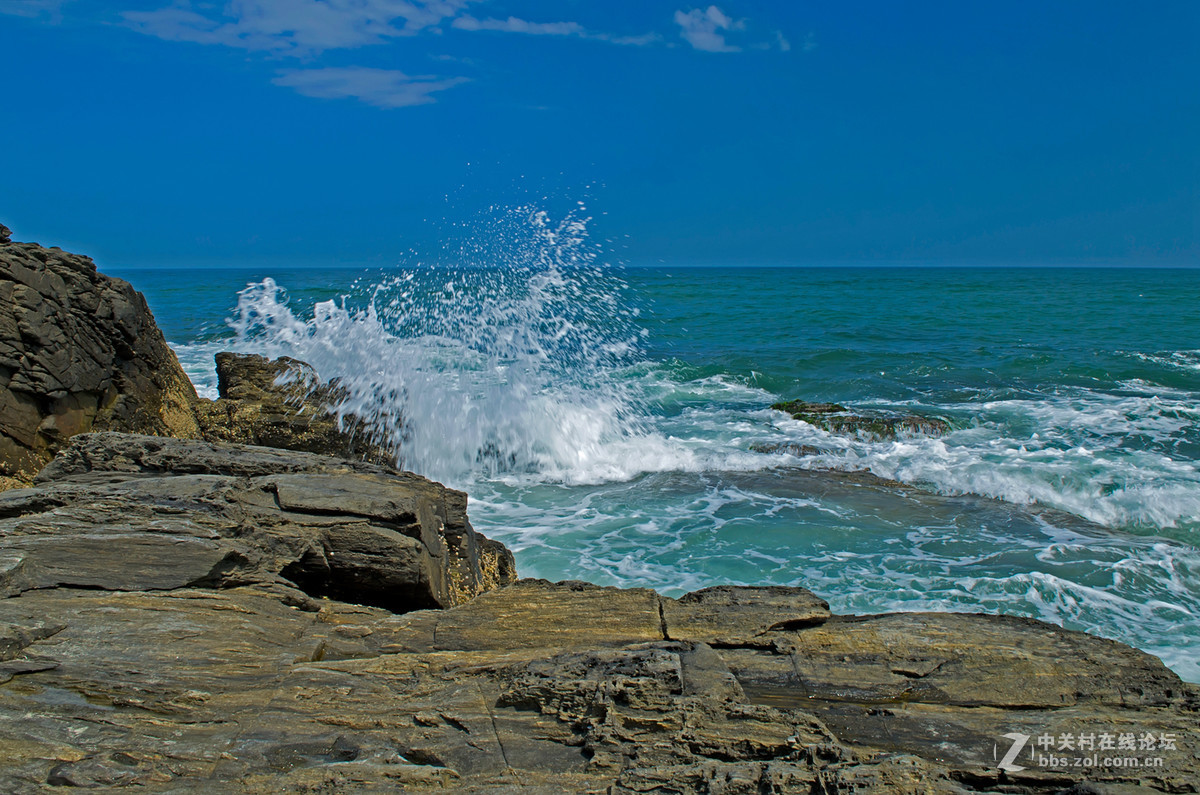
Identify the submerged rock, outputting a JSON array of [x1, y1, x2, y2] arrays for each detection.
[[0, 231, 200, 485], [771, 399, 951, 439], [195, 352, 393, 465], [749, 441, 827, 456]]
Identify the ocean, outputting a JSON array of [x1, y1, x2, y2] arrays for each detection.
[[112, 209, 1200, 682]]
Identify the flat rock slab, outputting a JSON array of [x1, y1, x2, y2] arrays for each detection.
[[0, 575, 1197, 792], [386, 579, 666, 652], [663, 584, 832, 645], [1, 534, 233, 592]]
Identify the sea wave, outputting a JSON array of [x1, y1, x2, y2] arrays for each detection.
[[198, 260, 1200, 536], [168, 209, 1200, 683]]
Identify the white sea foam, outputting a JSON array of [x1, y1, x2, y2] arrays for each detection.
[[214, 253, 1200, 534], [170, 341, 225, 399], [1126, 349, 1200, 372], [762, 390, 1200, 533]]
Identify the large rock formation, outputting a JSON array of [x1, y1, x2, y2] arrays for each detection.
[[0, 232, 200, 485], [0, 528, 1195, 791], [195, 352, 393, 465], [1, 433, 514, 610], [0, 227, 403, 489]]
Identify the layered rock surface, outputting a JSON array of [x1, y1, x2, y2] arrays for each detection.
[[0, 233, 200, 484], [0, 570, 1195, 792], [1, 433, 515, 611]]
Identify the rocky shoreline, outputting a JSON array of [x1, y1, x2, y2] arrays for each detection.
[[2, 228, 1198, 792]]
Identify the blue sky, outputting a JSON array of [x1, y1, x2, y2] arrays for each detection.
[[1, 1, 1197, 267]]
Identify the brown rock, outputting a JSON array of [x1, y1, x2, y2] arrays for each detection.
[[663, 585, 832, 645], [195, 352, 393, 465], [5, 568, 1193, 792]]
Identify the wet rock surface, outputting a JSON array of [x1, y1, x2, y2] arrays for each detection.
[[196, 352, 393, 466], [0, 233, 200, 485], [771, 399, 951, 439]]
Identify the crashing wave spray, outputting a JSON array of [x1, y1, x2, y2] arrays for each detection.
[[225, 205, 647, 485]]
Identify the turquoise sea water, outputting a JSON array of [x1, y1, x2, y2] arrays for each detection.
[[113, 219, 1200, 682]]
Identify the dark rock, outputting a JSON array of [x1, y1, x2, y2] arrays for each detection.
[[749, 441, 827, 456], [195, 352, 394, 466], [0, 224, 9, 244], [2, 433, 515, 611], [771, 399, 951, 439], [0, 235, 200, 486], [0, 231, 397, 490]]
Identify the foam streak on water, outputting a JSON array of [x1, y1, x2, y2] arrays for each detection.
[[164, 210, 1200, 683]]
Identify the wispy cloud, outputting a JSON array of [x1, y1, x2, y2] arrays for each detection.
[[123, 0, 474, 55], [60, 1, 793, 111], [272, 66, 468, 108], [451, 14, 659, 46], [122, 1, 658, 54], [0, 0, 70, 21], [674, 5, 743, 53], [452, 15, 583, 37]]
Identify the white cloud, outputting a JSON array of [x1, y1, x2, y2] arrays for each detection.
[[673, 5, 743, 53], [108, 1, 788, 112], [272, 66, 467, 107], [451, 14, 659, 46], [123, 0, 475, 55]]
